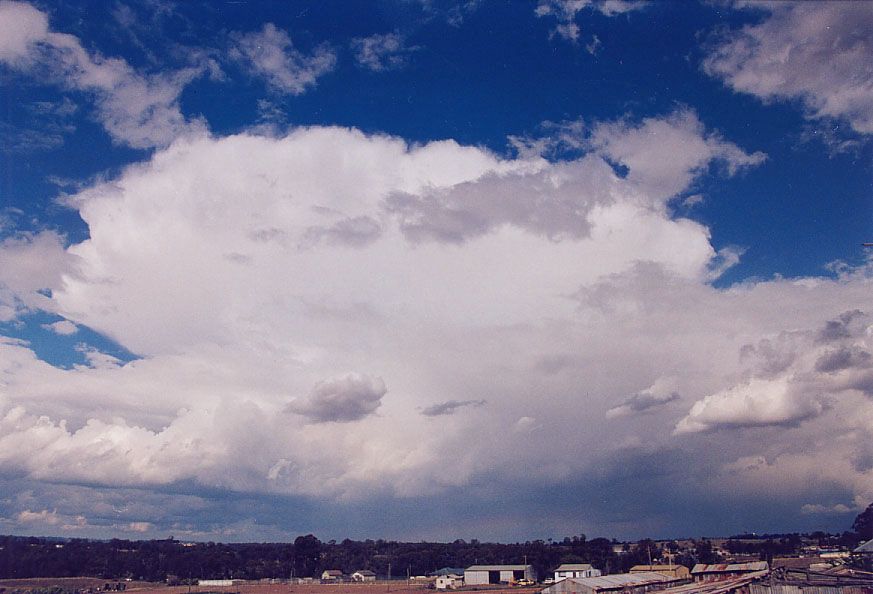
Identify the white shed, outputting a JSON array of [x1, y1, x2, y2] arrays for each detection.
[[435, 574, 464, 589], [554, 564, 601, 581], [352, 570, 376, 582]]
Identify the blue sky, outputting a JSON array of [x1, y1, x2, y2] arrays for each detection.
[[1, 0, 872, 543]]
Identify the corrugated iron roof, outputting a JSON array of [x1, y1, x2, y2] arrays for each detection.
[[561, 571, 681, 590], [692, 562, 769, 574], [556, 564, 594, 571], [854, 539, 873, 553], [659, 571, 768, 594], [466, 565, 532, 571]]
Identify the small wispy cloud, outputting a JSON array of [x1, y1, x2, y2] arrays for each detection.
[[230, 23, 336, 95], [351, 32, 418, 72], [421, 399, 486, 417], [42, 319, 78, 335]]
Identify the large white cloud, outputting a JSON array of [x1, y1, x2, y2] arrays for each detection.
[[704, 1, 873, 135], [1, 111, 872, 532]]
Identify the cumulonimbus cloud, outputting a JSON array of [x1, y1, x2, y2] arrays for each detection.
[[1, 112, 871, 531]]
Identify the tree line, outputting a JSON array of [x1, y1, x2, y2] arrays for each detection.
[[0, 534, 713, 581], [0, 503, 869, 582]]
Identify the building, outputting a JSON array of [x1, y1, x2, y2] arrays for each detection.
[[555, 564, 602, 581], [435, 574, 464, 589], [630, 565, 691, 579], [197, 580, 234, 587], [692, 562, 769, 583], [321, 570, 344, 581], [465, 565, 537, 585], [539, 571, 686, 594], [352, 570, 376, 582]]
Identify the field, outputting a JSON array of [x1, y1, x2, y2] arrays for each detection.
[[0, 581, 541, 594]]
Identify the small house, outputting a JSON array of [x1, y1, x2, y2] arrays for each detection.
[[352, 570, 376, 582], [321, 570, 344, 581], [435, 574, 464, 589], [555, 564, 601, 581]]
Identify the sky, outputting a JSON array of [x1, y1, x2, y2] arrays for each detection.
[[1, 0, 873, 544]]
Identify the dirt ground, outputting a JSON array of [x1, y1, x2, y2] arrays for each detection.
[[0, 579, 156, 590], [143, 584, 540, 594], [0, 581, 540, 594]]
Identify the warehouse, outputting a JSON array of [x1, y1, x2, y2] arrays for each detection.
[[464, 564, 536, 585], [630, 565, 691, 579]]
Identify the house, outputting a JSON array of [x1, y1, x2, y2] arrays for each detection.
[[435, 574, 464, 589], [691, 562, 769, 583], [321, 570, 344, 581], [539, 571, 686, 594], [465, 564, 537, 585], [630, 565, 691, 579], [555, 564, 602, 581], [352, 570, 376, 582]]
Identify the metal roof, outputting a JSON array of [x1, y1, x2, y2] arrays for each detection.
[[556, 564, 594, 571], [560, 571, 680, 590], [658, 571, 768, 594], [466, 565, 532, 571], [855, 539, 873, 553], [692, 562, 769, 574]]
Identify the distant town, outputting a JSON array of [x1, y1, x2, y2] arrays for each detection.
[[1, 504, 872, 594]]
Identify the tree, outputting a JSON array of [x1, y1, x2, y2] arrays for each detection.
[[853, 502, 873, 541], [293, 535, 322, 578]]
